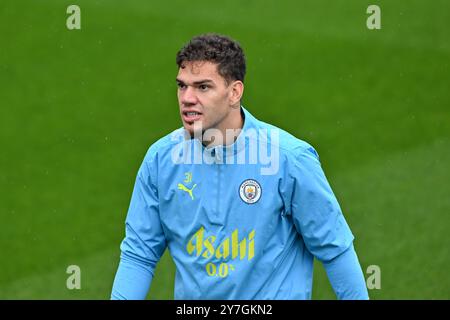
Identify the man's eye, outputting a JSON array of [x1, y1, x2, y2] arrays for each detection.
[[199, 85, 209, 91], [177, 83, 186, 89]]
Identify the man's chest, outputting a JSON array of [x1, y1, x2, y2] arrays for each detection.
[[156, 163, 286, 241]]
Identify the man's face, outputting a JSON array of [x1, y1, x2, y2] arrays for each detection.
[[176, 61, 234, 135]]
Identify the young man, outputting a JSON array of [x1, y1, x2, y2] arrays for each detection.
[[111, 34, 369, 300]]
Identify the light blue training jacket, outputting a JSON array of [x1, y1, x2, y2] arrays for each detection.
[[111, 107, 369, 300]]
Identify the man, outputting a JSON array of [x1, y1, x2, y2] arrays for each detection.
[[111, 33, 369, 300]]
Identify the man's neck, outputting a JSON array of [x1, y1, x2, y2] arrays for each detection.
[[202, 107, 244, 148]]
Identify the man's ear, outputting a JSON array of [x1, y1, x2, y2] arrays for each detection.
[[228, 80, 244, 106]]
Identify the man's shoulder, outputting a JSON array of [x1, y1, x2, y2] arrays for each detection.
[[142, 127, 185, 162], [255, 118, 319, 160]]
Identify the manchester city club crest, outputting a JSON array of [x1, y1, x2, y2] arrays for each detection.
[[239, 179, 262, 204]]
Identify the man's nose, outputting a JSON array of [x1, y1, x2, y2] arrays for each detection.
[[180, 86, 198, 106]]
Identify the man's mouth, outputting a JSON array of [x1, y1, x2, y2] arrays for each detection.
[[182, 111, 202, 123]]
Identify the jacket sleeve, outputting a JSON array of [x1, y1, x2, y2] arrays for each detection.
[[288, 145, 367, 299], [111, 153, 167, 300], [323, 244, 369, 300]]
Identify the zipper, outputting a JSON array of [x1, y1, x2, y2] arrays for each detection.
[[216, 148, 221, 219]]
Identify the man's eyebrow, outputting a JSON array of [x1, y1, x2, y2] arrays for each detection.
[[176, 78, 215, 85]]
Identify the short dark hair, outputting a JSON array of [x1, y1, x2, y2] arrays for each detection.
[[176, 33, 246, 84]]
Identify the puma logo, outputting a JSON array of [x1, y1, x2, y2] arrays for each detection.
[[178, 183, 197, 200]]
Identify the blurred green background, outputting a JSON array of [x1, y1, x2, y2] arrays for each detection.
[[0, 0, 448, 299]]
